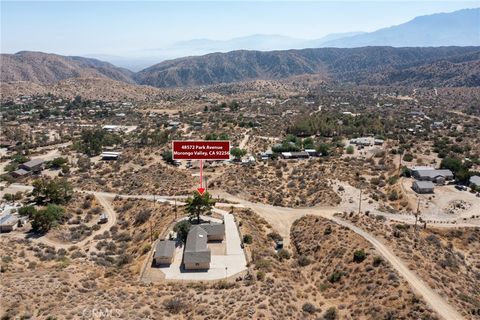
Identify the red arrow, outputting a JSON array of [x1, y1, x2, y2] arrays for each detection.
[[197, 159, 205, 195]]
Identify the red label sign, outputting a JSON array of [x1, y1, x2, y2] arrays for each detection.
[[172, 140, 230, 160]]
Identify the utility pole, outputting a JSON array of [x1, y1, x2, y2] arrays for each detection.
[[149, 220, 153, 243], [174, 198, 177, 219], [414, 197, 421, 231], [358, 188, 362, 214]]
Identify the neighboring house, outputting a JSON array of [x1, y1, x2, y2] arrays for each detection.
[[154, 240, 176, 265], [19, 158, 45, 173], [100, 152, 121, 160], [281, 151, 310, 159], [11, 168, 29, 178], [259, 150, 273, 161], [0, 213, 20, 232], [350, 137, 373, 146], [412, 181, 435, 194], [184, 226, 211, 270], [304, 149, 318, 157], [411, 169, 454, 184], [0, 204, 24, 233], [469, 175, 480, 188]]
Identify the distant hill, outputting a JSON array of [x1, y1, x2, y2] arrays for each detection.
[[322, 8, 480, 47], [0, 51, 134, 84], [134, 46, 480, 87], [2, 47, 479, 90]]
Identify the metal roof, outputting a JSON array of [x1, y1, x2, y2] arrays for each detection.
[[199, 223, 225, 237], [415, 169, 453, 179], [184, 226, 211, 264], [185, 226, 208, 252], [413, 180, 435, 189], [154, 240, 176, 258], [21, 158, 44, 168]]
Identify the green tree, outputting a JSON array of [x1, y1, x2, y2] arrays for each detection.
[[19, 205, 37, 218], [184, 191, 216, 224], [230, 147, 247, 160], [353, 249, 366, 263], [317, 143, 330, 157], [49, 157, 68, 169], [32, 178, 73, 205], [346, 145, 354, 154], [162, 150, 174, 164], [30, 204, 64, 233], [173, 220, 191, 243]]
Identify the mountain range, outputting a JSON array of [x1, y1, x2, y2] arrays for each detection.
[[88, 8, 479, 70], [0, 9, 479, 89]]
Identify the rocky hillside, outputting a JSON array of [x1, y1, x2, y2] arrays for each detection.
[[0, 51, 134, 84], [2, 47, 480, 89], [135, 46, 480, 87]]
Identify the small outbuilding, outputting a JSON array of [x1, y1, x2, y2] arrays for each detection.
[[469, 175, 480, 188], [11, 168, 29, 178], [20, 158, 45, 173], [412, 180, 434, 194], [100, 152, 121, 160], [154, 240, 176, 265]]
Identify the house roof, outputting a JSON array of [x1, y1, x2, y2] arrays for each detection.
[[21, 158, 44, 169], [413, 180, 435, 189], [185, 226, 209, 252], [183, 251, 211, 264], [12, 169, 29, 176], [199, 223, 225, 237], [470, 175, 480, 186], [414, 169, 453, 179], [154, 240, 176, 259], [184, 226, 211, 264]]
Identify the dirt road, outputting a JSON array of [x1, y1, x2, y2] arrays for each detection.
[[0, 184, 468, 319], [210, 190, 465, 320]]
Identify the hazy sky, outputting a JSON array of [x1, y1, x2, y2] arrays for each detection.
[[1, 1, 479, 56]]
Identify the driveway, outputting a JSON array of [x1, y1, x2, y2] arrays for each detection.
[[146, 208, 247, 281]]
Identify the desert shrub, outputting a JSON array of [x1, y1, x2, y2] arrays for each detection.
[[402, 153, 414, 162], [373, 256, 383, 267], [388, 175, 399, 185], [425, 234, 442, 247], [142, 244, 152, 254], [388, 190, 399, 201], [328, 271, 343, 283], [302, 302, 316, 314], [164, 298, 186, 314], [243, 234, 253, 244], [267, 232, 283, 242], [116, 253, 132, 267], [323, 307, 337, 320], [353, 249, 366, 263], [134, 209, 151, 225], [255, 258, 271, 271], [324, 225, 332, 235], [277, 249, 291, 260], [256, 270, 266, 281], [298, 255, 311, 267]]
